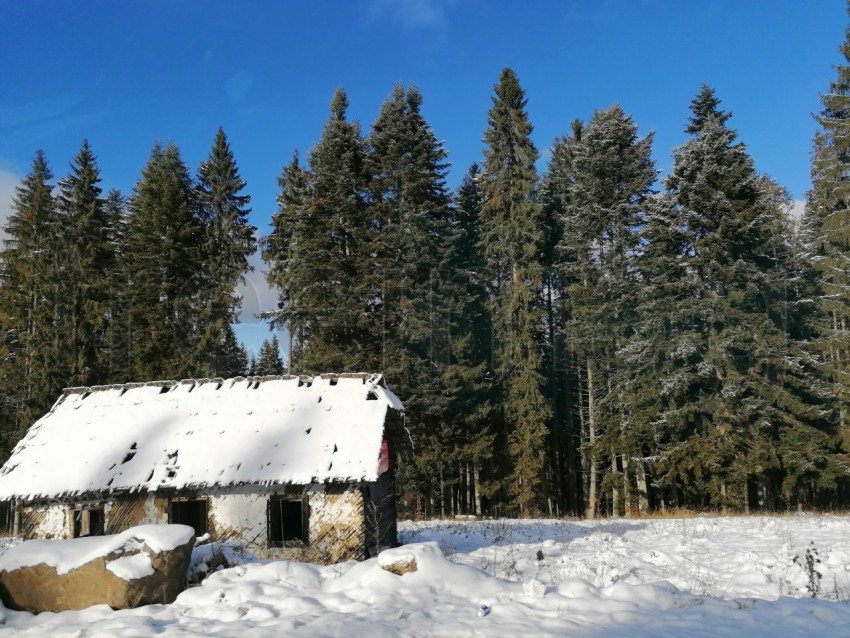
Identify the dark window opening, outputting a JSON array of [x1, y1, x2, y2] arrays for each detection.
[[89, 508, 104, 536], [169, 498, 208, 537], [0, 501, 13, 536], [73, 507, 105, 538], [268, 497, 308, 548]]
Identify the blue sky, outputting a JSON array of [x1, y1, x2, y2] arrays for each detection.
[[0, 0, 846, 356]]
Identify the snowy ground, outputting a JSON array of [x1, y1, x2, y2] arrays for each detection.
[[3, 515, 850, 636]]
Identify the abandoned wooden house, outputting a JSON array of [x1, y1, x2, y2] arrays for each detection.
[[0, 373, 407, 563]]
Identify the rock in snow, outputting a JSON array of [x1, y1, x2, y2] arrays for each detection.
[[0, 524, 194, 612]]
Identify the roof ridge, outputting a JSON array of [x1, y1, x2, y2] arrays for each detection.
[[62, 372, 380, 396]]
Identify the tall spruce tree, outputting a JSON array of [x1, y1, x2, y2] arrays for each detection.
[[366, 85, 450, 393], [480, 68, 550, 514], [195, 127, 256, 377], [56, 140, 112, 387], [643, 87, 835, 510], [263, 152, 309, 372], [557, 105, 657, 517], [366, 85, 465, 515], [540, 120, 583, 515], [101, 188, 131, 382], [805, 2, 850, 449], [442, 163, 498, 514], [264, 89, 371, 373], [122, 142, 205, 380], [0, 151, 61, 450]]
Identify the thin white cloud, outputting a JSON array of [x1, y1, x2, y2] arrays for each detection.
[[235, 250, 287, 358], [0, 94, 85, 129], [225, 70, 255, 103], [0, 168, 19, 243], [367, 0, 449, 29], [788, 199, 806, 220], [237, 249, 277, 326]]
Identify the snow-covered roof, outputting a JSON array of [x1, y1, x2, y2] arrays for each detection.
[[0, 373, 404, 501]]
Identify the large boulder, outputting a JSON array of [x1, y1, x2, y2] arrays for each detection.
[[0, 524, 195, 612]]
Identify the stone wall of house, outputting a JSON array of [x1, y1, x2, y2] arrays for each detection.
[[302, 484, 366, 563], [17, 483, 370, 564], [206, 483, 367, 563], [106, 494, 167, 534], [19, 502, 69, 539], [18, 494, 160, 540]]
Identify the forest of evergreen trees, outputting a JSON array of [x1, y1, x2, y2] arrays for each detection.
[[3, 11, 850, 520]]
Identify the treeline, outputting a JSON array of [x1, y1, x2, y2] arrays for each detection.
[[3, 16, 850, 518], [264, 20, 850, 517], [0, 130, 261, 450], [261, 71, 847, 519]]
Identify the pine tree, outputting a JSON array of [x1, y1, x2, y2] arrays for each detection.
[[102, 189, 131, 382], [365, 84, 465, 513], [805, 2, 850, 449], [195, 128, 256, 377], [255, 335, 284, 375], [441, 163, 498, 514], [556, 105, 657, 517], [263, 152, 309, 372], [366, 85, 453, 414], [396, 162, 499, 518], [264, 89, 371, 373], [480, 68, 550, 514], [56, 140, 112, 387], [644, 87, 835, 510], [0, 151, 61, 450], [122, 142, 205, 380], [218, 326, 249, 377], [540, 120, 583, 515]]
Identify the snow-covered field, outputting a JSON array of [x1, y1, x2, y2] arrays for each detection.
[[3, 515, 850, 636]]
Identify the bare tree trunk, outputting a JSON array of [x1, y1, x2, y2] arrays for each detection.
[[611, 452, 619, 517], [622, 454, 631, 517], [466, 463, 474, 516], [440, 467, 451, 517], [635, 460, 649, 515], [546, 278, 563, 516], [458, 462, 466, 514], [586, 360, 597, 519], [474, 464, 483, 516], [577, 362, 588, 516], [565, 353, 578, 516], [834, 312, 848, 447]]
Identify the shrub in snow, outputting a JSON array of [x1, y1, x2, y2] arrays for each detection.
[[188, 538, 258, 584]]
